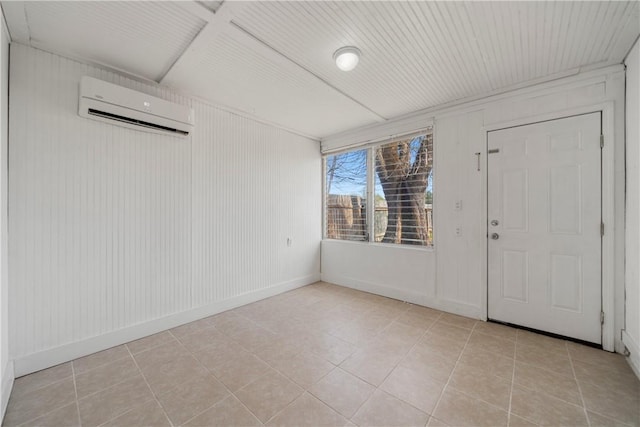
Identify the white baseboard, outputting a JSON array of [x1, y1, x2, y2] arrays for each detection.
[[1, 360, 14, 420], [13, 274, 319, 377], [622, 330, 640, 380], [321, 273, 482, 320]]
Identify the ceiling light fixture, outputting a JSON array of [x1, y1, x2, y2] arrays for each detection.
[[333, 46, 361, 71]]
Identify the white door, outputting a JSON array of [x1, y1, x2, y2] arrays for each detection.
[[487, 112, 602, 344]]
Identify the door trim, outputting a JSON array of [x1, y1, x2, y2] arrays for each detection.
[[481, 102, 615, 352]]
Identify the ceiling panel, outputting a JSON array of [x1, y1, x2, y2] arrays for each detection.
[[464, 1, 636, 90], [13, 1, 207, 81], [233, 1, 486, 120], [233, 1, 639, 121], [176, 30, 382, 137]]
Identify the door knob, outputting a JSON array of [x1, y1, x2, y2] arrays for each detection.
[[491, 233, 500, 240], [491, 220, 499, 226]]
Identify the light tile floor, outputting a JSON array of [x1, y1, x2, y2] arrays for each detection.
[[4, 282, 639, 426]]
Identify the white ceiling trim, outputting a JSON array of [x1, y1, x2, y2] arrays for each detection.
[[322, 112, 435, 154], [160, 1, 247, 86], [0, 2, 12, 41], [606, 2, 640, 63], [617, 7, 640, 62], [188, 92, 322, 142], [1, 2, 29, 42], [176, 1, 216, 23], [19, 42, 161, 86]]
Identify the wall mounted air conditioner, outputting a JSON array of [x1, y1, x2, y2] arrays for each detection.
[[78, 76, 194, 137]]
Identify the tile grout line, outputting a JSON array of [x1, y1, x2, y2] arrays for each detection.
[[433, 327, 517, 413], [443, 383, 516, 419], [179, 343, 272, 427], [566, 343, 592, 427], [181, 394, 257, 427], [514, 358, 581, 380], [65, 368, 145, 402], [585, 410, 636, 427], [262, 391, 315, 425], [259, 364, 336, 425], [511, 338, 597, 409], [12, 402, 68, 427], [266, 318, 392, 425], [508, 357, 597, 419], [431, 325, 516, 410], [95, 401, 156, 427], [506, 331, 518, 426], [163, 327, 239, 424], [123, 344, 174, 427], [73, 352, 131, 377], [374, 314, 443, 386], [127, 332, 179, 356], [228, 370, 275, 426], [10, 371, 79, 427], [294, 389, 352, 424], [9, 366, 78, 401], [306, 365, 368, 420], [346, 313, 444, 423], [511, 381, 590, 411], [71, 362, 81, 427], [428, 320, 478, 422], [510, 331, 599, 425]]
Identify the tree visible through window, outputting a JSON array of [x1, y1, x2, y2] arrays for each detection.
[[375, 134, 433, 245], [324, 130, 433, 247]]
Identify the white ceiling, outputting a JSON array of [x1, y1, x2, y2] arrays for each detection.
[[2, 1, 639, 139]]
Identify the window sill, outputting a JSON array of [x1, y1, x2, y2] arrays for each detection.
[[322, 238, 435, 253]]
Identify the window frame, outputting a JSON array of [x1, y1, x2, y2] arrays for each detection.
[[323, 127, 434, 249]]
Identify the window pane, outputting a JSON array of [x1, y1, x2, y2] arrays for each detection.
[[374, 133, 433, 246], [325, 149, 368, 241]]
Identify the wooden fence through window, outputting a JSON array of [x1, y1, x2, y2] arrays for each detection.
[[327, 194, 433, 245]]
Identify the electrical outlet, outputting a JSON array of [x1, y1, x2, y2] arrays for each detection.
[[455, 227, 462, 236], [455, 200, 463, 211]]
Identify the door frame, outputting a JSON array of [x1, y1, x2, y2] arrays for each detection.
[[481, 102, 615, 351]]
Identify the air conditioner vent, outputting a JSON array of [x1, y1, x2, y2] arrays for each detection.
[[79, 76, 194, 137], [87, 109, 190, 136]]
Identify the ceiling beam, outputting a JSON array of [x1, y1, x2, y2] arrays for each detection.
[[159, 0, 248, 85], [1, 2, 30, 43], [175, 1, 217, 23]]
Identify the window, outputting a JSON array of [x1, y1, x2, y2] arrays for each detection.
[[374, 134, 433, 245], [325, 130, 434, 247], [325, 149, 368, 241]]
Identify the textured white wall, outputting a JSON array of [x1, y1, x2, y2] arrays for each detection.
[[0, 10, 11, 418], [190, 101, 321, 304], [320, 241, 438, 308], [432, 111, 485, 315], [624, 39, 640, 376], [8, 44, 321, 373]]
